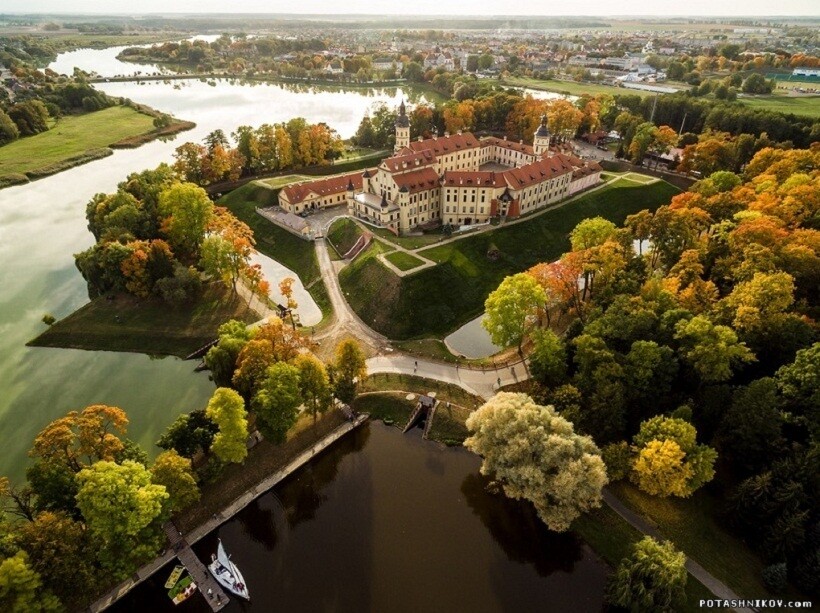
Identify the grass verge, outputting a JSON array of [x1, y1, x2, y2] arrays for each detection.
[[218, 185, 332, 320], [608, 481, 800, 603], [352, 393, 416, 428], [28, 285, 258, 357], [427, 402, 471, 445], [327, 217, 364, 257], [359, 373, 483, 411], [384, 250, 425, 271], [340, 179, 680, 339]]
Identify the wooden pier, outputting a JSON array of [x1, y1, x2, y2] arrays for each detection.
[[163, 523, 229, 611]]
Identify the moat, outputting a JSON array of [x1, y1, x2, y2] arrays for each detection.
[[112, 423, 608, 613]]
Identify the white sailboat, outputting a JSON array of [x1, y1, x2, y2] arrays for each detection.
[[208, 539, 250, 600]]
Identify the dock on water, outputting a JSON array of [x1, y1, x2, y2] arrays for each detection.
[[163, 523, 229, 611]]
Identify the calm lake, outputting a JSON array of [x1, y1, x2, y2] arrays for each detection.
[[112, 423, 609, 613], [0, 45, 430, 482]]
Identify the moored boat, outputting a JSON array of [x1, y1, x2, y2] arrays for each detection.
[[208, 539, 250, 600]]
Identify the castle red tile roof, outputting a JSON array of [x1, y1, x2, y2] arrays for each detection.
[[392, 167, 440, 194], [382, 150, 437, 172], [407, 132, 481, 156], [442, 170, 506, 188], [482, 137, 535, 156], [280, 170, 366, 204], [502, 154, 575, 190]]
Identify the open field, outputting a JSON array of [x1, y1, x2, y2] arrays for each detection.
[[340, 178, 680, 339], [501, 76, 655, 98], [0, 106, 157, 178], [258, 174, 312, 189], [359, 373, 484, 411], [738, 94, 820, 118], [384, 250, 425, 271], [218, 184, 332, 320], [28, 285, 257, 357]]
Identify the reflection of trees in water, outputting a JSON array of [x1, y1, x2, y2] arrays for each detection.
[[278, 425, 370, 530], [460, 472, 586, 577], [235, 497, 279, 551]]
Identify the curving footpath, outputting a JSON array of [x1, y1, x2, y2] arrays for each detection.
[[314, 238, 526, 399]]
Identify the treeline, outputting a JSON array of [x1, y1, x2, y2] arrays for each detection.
[[0, 332, 368, 610], [483, 146, 819, 596], [172, 121, 344, 187], [75, 164, 267, 305]]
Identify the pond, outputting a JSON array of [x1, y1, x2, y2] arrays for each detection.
[[112, 422, 609, 613], [0, 46, 430, 483], [445, 314, 502, 359]]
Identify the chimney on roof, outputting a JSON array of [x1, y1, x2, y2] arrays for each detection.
[[418, 136, 423, 141], [444, 131, 450, 138], [433, 128, 438, 141], [457, 129, 462, 135], [503, 135, 507, 141], [520, 139, 523, 144]]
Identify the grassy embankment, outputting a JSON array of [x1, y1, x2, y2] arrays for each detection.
[[339, 178, 680, 340], [28, 285, 257, 357], [384, 250, 425, 271], [217, 182, 332, 321], [738, 93, 820, 118], [0, 105, 193, 188], [326, 217, 365, 259]]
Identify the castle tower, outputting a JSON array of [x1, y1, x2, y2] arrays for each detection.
[[533, 114, 551, 157], [394, 100, 410, 152]]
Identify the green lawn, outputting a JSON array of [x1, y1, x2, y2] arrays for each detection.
[[608, 481, 804, 604], [501, 76, 655, 98], [327, 217, 364, 257], [427, 402, 472, 445], [0, 106, 156, 177], [352, 393, 416, 428], [738, 94, 820, 118], [369, 224, 444, 249], [340, 179, 680, 339], [28, 285, 257, 357], [218, 184, 331, 320], [359, 373, 483, 411], [258, 174, 312, 189], [384, 250, 426, 271]]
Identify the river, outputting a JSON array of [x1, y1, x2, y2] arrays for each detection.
[[112, 423, 608, 612], [0, 45, 430, 482]]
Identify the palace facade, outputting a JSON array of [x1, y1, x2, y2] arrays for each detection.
[[279, 102, 602, 234]]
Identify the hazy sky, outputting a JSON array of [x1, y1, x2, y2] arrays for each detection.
[[3, 0, 819, 17]]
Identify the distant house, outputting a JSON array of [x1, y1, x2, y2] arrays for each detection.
[[325, 60, 344, 75], [793, 68, 820, 78], [373, 57, 402, 71]]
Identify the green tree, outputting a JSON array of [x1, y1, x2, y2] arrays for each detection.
[[0, 109, 20, 145], [150, 450, 200, 514], [158, 182, 214, 259], [333, 339, 367, 403], [76, 460, 168, 577], [483, 273, 546, 352], [252, 362, 302, 443], [156, 409, 218, 459], [570, 217, 618, 251], [607, 536, 688, 612], [295, 354, 331, 423], [774, 343, 820, 437], [674, 315, 755, 382], [528, 329, 567, 389], [464, 392, 608, 532], [205, 388, 249, 464], [719, 378, 784, 473], [0, 550, 60, 612]]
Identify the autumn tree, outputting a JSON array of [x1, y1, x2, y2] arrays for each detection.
[[76, 460, 168, 577], [156, 409, 219, 459], [528, 329, 567, 389], [295, 354, 331, 423], [150, 450, 200, 514], [464, 392, 608, 532], [232, 339, 277, 400], [630, 415, 717, 497], [252, 362, 302, 443], [205, 388, 249, 464], [483, 273, 546, 352], [607, 537, 688, 612]]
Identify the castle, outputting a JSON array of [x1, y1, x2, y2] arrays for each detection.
[[279, 101, 602, 234]]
